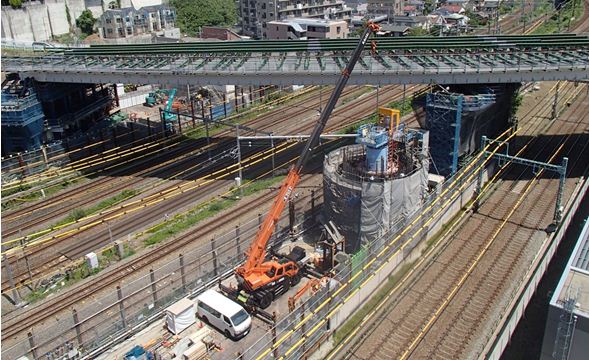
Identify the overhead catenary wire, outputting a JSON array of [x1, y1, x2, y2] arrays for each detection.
[[2, 85, 317, 192], [1, 140, 296, 251], [251, 81, 582, 360], [326, 81, 585, 360], [1, 137, 341, 293]]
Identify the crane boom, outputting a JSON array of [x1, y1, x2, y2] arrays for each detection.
[[164, 88, 177, 113], [236, 22, 380, 283]]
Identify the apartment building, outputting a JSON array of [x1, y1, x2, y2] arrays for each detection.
[[367, 0, 406, 18], [98, 5, 176, 39], [240, 0, 351, 38]]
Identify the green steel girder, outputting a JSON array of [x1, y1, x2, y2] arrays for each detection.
[[124, 58, 147, 69], [547, 52, 577, 64], [234, 54, 250, 70], [194, 58, 209, 70], [334, 56, 345, 70], [495, 54, 519, 66], [44, 34, 588, 58], [154, 58, 171, 68], [412, 55, 430, 68], [103, 58, 120, 66], [213, 57, 230, 70], [258, 56, 269, 71], [457, 55, 479, 67], [525, 52, 559, 65], [277, 55, 287, 71], [67, 57, 89, 66], [374, 54, 392, 69], [511, 54, 537, 66], [316, 56, 325, 70], [295, 53, 303, 70], [441, 55, 462, 67], [424, 55, 440, 67], [178, 58, 192, 68], [84, 58, 100, 67], [394, 55, 413, 69], [358, 57, 369, 70]]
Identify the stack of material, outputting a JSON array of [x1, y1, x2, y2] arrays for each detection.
[[183, 327, 212, 360]]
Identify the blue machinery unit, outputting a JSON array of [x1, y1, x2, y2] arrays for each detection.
[[355, 107, 402, 175], [356, 125, 389, 173]]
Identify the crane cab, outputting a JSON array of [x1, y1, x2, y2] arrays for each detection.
[[236, 247, 306, 309]]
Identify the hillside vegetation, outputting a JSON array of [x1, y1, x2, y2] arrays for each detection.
[[170, 0, 238, 36]]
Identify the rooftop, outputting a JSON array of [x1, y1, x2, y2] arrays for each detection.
[[551, 218, 589, 317]]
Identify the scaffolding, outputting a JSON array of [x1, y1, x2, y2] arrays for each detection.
[[552, 288, 579, 360], [1, 80, 45, 154], [425, 92, 463, 176]]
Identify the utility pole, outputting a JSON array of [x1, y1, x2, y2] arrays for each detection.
[[235, 125, 243, 195], [558, 3, 562, 32], [319, 85, 323, 113], [552, 82, 560, 120], [522, 0, 527, 33], [495, 7, 499, 34]]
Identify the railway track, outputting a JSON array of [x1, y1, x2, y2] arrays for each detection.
[[0, 144, 330, 342], [1, 84, 420, 302], [1, 87, 386, 261], [0, 87, 329, 236], [1, 85, 375, 238], [571, 0, 589, 33], [407, 88, 589, 359], [334, 83, 588, 359]]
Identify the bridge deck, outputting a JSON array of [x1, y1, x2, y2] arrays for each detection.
[[3, 34, 589, 85]]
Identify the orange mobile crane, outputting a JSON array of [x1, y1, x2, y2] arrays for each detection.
[[232, 22, 381, 309]]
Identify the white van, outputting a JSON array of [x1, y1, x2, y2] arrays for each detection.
[[196, 289, 252, 339]]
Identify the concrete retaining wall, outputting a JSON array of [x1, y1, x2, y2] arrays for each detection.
[[0, 0, 161, 42], [2, 7, 35, 41], [47, 0, 71, 36]]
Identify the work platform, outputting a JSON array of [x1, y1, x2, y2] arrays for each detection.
[[3, 34, 589, 86]]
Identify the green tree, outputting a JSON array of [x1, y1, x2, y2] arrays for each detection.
[[9, 0, 22, 9], [423, 0, 436, 15], [76, 9, 96, 36], [170, 0, 238, 36], [408, 27, 430, 36], [465, 10, 482, 27]]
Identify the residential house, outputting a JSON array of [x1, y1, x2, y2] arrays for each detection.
[[388, 15, 431, 29], [378, 24, 411, 36], [437, 5, 466, 14], [403, 5, 418, 16]]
